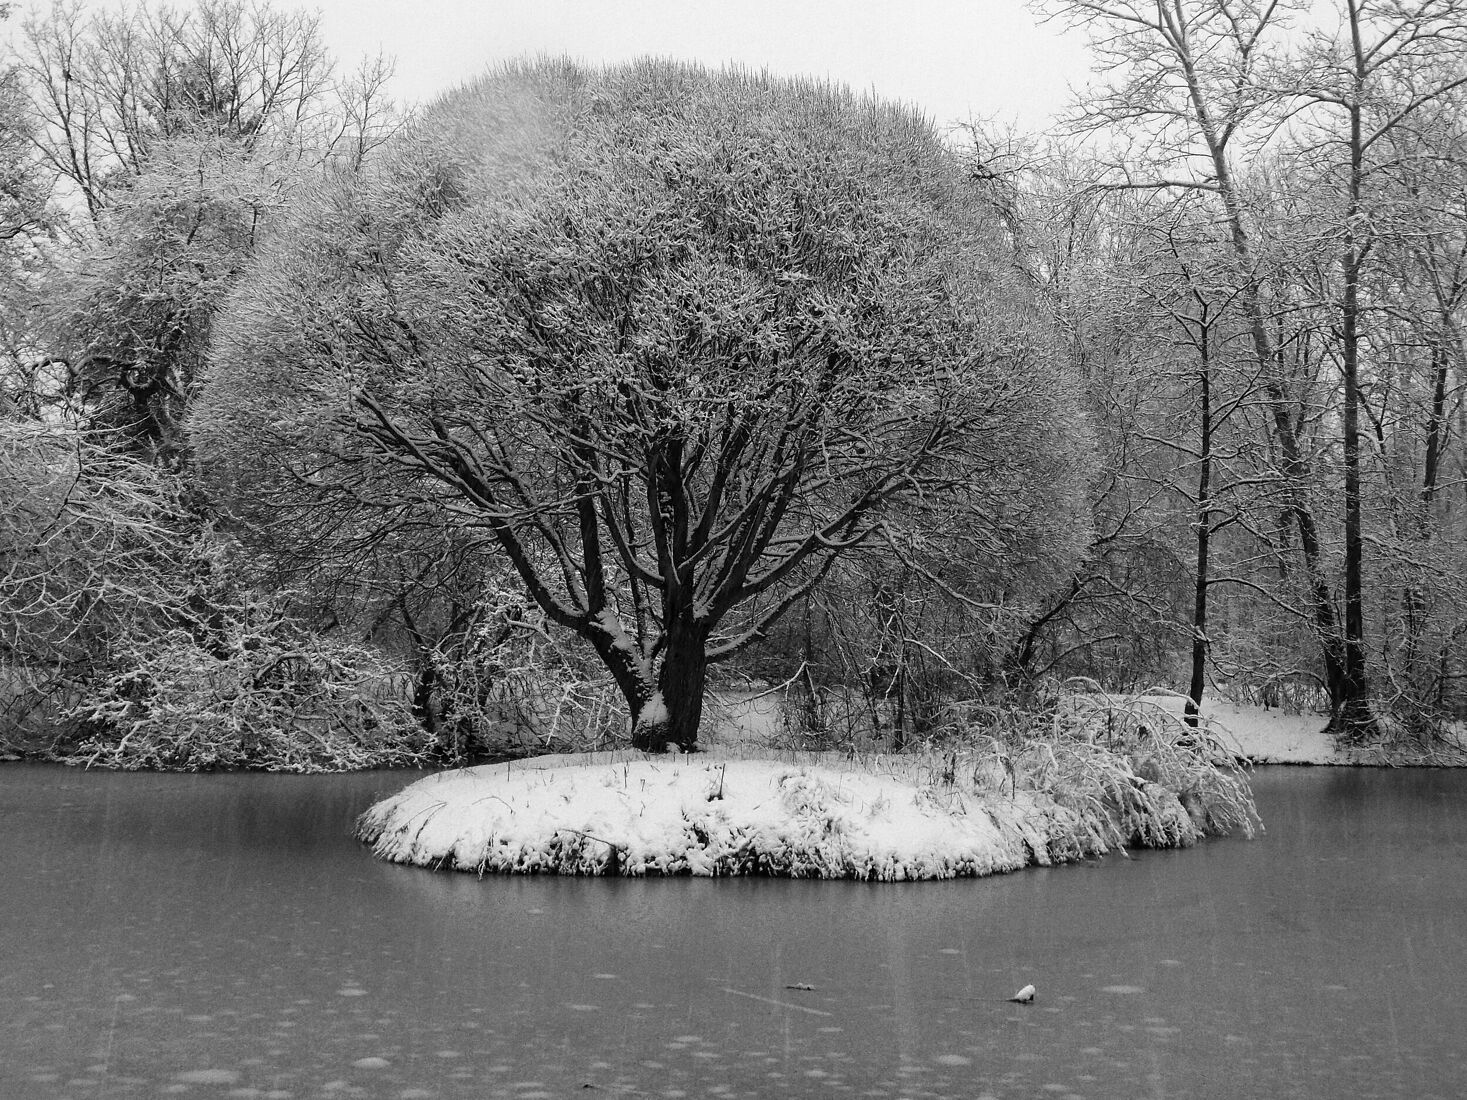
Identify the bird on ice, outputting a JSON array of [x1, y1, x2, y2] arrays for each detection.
[[1009, 984, 1036, 1004]]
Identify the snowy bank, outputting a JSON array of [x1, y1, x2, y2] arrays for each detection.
[[1140, 696, 1339, 764], [357, 745, 1257, 880], [1121, 694, 1467, 766]]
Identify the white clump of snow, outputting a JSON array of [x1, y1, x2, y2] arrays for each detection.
[[637, 691, 669, 730], [590, 609, 640, 658], [357, 751, 1174, 880]]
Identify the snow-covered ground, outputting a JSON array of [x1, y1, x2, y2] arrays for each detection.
[[1135, 696, 1339, 764], [359, 753, 1081, 880], [357, 749, 1217, 880], [1129, 694, 1467, 765]]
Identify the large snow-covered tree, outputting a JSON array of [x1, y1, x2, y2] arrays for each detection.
[[196, 58, 1090, 751]]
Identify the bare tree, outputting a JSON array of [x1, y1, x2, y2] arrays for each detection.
[[12, 0, 396, 216], [1044, 0, 1364, 729], [0, 13, 58, 415], [1351, 102, 1467, 720]]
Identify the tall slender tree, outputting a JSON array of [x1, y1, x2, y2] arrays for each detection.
[[1045, 0, 1359, 729]]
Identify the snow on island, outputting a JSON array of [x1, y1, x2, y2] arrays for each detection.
[[357, 744, 1259, 880]]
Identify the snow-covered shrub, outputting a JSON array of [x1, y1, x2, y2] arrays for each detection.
[[426, 594, 626, 759], [0, 423, 186, 751], [69, 633, 425, 772], [724, 679, 1259, 853], [1006, 688, 1260, 844], [812, 688, 1262, 854], [67, 589, 428, 772], [357, 744, 1255, 881]]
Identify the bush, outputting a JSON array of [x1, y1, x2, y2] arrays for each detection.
[[67, 603, 429, 772], [0, 423, 185, 750], [426, 593, 627, 760], [0, 423, 430, 769], [940, 687, 1261, 848]]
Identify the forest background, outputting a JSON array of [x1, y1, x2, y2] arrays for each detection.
[[3, 0, 1466, 769]]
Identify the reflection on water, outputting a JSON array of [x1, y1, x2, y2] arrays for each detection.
[[2, 764, 1465, 1099]]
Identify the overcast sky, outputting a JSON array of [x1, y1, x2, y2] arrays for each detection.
[[301, 0, 1096, 133]]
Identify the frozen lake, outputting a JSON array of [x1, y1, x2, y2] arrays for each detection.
[[3, 763, 1464, 1098]]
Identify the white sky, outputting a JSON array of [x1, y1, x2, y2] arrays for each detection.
[[301, 0, 1095, 133]]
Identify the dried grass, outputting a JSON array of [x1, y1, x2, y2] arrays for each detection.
[[720, 680, 1261, 855]]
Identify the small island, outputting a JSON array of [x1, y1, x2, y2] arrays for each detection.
[[357, 693, 1261, 879]]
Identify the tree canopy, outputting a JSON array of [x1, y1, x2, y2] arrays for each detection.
[[195, 58, 1090, 750]]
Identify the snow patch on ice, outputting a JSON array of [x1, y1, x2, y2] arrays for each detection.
[[173, 1069, 241, 1085]]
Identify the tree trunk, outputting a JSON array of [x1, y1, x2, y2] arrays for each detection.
[[1185, 326, 1213, 727], [411, 660, 437, 737], [629, 615, 708, 752], [1005, 576, 1083, 680], [1336, 244, 1373, 735], [1401, 344, 1449, 697], [1333, 30, 1374, 739]]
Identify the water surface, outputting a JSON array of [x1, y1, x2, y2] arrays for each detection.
[[3, 764, 1464, 1099]]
